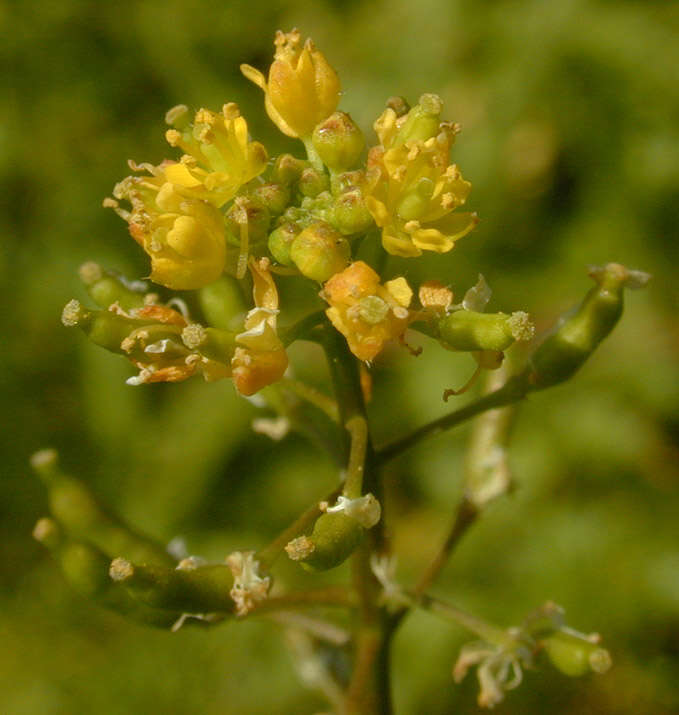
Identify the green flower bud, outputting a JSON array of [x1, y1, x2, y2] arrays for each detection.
[[268, 222, 301, 266], [331, 188, 374, 235], [251, 182, 290, 216], [330, 169, 366, 197], [79, 262, 150, 311], [298, 166, 330, 198], [109, 557, 236, 613], [312, 111, 365, 172], [290, 221, 351, 282], [31, 449, 175, 567], [272, 153, 308, 185], [285, 511, 363, 571], [198, 275, 248, 331], [436, 310, 535, 352], [393, 93, 443, 146], [543, 631, 612, 677], [225, 196, 271, 246], [527, 263, 650, 390]]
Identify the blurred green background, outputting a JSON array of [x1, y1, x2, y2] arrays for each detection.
[[2, 0, 678, 712]]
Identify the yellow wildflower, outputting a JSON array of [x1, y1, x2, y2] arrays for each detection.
[[241, 29, 340, 139], [106, 161, 227, 290], [231, 258, 288, 395], [321, 261, 414, 361], [365, 98, 478, 257], [164, 103, 267, 208]]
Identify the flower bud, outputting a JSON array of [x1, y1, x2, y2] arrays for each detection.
[[285, 511, 363, 571], [298, 166, 330, 198], [241, 29, 340, 139], [312, 111, 365, 172], [251, 182, 290, 216], [527, 263, 650, 389], [290, 221, 350, 282], [272, 153, 308, 185], [225, 195, 271, 246], [436, 310, 535, 352], [268, 222, 301, 266], [331, 188, 374, 235]]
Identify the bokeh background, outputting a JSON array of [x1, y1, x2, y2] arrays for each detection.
[[2, 0, 678, 712]]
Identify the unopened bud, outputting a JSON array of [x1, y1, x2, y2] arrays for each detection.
[[251, 182, 290, 216], [331, 188, 374, 235], [290, 222, 350, 282], [268, 222, 301, 266], [312, 111, 365, 172], [272, 153, 308, 185], [298, 166, 330, 198], [225, 196, 271, 246]]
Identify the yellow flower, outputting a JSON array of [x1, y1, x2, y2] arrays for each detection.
[[164, 103, 267, 208], [241, 29, 340, 139], [231, 257, 288, 395], [321, 261, 414, 361], [365, 100, 478, 257], [106, 161, 227, 290]]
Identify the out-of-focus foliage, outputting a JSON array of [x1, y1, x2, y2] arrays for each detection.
[[2, 0, 678, 712]]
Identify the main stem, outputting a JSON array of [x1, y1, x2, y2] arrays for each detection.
[[321, 324, 391, 715]]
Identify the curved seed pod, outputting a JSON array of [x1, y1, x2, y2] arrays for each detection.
[[285, 511, 363, 572], [527, 263, 650, 389]]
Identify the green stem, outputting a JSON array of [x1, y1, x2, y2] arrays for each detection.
[[279, 310, 327, 346], [303, 137, 325, 172], [376, 374, 529, 464], [280, 377, 339, 423], [344, 415, 368, 499]]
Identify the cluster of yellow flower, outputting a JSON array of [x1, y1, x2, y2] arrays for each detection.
[[66, 29, 533, 396]]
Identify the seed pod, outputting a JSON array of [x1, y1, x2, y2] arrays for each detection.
[[79, 262, 149, 311], [198, 275, 248, 331], [286, 511, 363, 571], [392, 93, 443, 146], [436, 310, 534, 352], [543, 631, 612, 677], [528, 263, 650, 389], [31, 450, 175, 567]]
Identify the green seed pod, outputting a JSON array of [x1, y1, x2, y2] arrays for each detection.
[[33, 518, 179, 628], [79, 262, 150, 311], [298, 166, 330, 198], [290, 221, 351, 282], [109, 558, 236, 614], [31, 450, 176, 567], [61, 300, 141, 354], [251, 182, 290, 216], [268, 222, 301, 266], [393, 93, 443, 146], [331, 188, 374, 235], [198, 275, 248, 331], [181, 323, 236, 363], [528, 263, 650, 390], [543, 631, 612, 677], [312, 111, 365, 172], [286, 511, 363, 572], [436, 310, 534, 352]]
